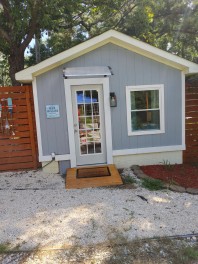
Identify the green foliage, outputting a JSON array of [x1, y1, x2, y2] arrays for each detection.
[[0, 54, 11, 87], [141, 177, 164, 191], [160, 160, 175, 171], [0, 243, 10, 254], [179, 246, 198, 261], [122, 175, 136, 185], [0, 0, 198, 84]]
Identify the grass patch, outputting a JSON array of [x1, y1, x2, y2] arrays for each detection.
[[141, 178, 164, 191], [0, 243, 10, 254], [179, 246, 198, 262], [122, 176, 136, 185]]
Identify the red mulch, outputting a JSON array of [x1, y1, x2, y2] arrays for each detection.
[[140, 164, 198, 189]]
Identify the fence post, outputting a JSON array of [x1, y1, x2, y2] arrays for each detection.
[[25, 85, 38, 169]]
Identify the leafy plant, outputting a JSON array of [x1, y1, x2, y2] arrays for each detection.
[[122, 176, 136, 185], [141, 178, 164, 191], [160, 160, 175, 171]]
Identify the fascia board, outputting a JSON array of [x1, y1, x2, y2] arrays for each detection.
[[16, 34, 111, 82], [109, 32, 198, 73], [15, 29, 198, 82]]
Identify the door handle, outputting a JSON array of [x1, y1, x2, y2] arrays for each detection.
[[74, 129, 78, 133]]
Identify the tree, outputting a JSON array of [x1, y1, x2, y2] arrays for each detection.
[[25, 0, 142, 64], [1, 0, 198, 86], [0, 0, 71, 85], [121, 0, 198, 62], [0, 53, 11, 86]]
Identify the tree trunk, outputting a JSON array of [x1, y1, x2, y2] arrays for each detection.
[[8, 50, 25, 86]]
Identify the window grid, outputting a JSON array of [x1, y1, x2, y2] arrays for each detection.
[[126, 85, 165, 136]]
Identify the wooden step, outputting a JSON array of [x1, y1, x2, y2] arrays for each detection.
[[66, 164, 123, 189]]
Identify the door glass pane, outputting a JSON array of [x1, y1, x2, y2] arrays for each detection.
[[86, 117, 93, 128], [79, 117, 85, 129], [85, 104, 92, 116], [93, 116, 100, 128], [92, 103, 99, 115], [95, 143, 101, 153], [76, 89, 102, 155], [81, 144, 87, 155], [78, 104, 85, 116], [84, 90, 91, 103], [79, 130, 87, 144], [88, 143, 95, 154], [77, 91, 84, 104], [92, 90, 98, 102], [93, 129, 101, 142]]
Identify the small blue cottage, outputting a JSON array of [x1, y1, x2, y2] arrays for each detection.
[[16, 30, 198, 174]]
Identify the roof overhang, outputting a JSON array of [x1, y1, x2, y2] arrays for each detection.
[[16, 30, 198, 83]]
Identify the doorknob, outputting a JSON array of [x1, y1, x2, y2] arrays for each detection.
[[74, 124, 77, 127], [74, 129, 78, 133]]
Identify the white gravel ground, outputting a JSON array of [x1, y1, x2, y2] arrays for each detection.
[[0, 169, 198, 250]]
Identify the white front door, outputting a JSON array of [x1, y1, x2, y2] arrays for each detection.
[[71, 84, 107, 166]]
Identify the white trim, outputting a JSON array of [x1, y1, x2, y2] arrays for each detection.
[[55, 154, 71, 161], [39, 154, 71, 162], [65, 80, 76, 167], [181, 71, 186, 149], [39, 155, 52, 162], [113, 151, 183, 168], [102, 78, 113, 163], [15, 30, 198, 82], [32, 77, 44, 162], [64, 78, 113, 167], [126, 84, 165, 136], [113, 145, 185, 156]]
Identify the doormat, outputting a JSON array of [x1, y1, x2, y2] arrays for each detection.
[[66, 164, 123, 189], [77, 166, 111, 178]]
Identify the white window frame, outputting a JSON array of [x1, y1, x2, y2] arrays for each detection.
[[126, 84, 165, 136]]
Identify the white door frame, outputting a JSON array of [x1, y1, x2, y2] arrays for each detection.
[[64, 78, 113, 167]]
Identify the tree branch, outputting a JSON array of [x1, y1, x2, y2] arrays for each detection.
[[0, 27, 11, 43], [20, 2, 40, 52]]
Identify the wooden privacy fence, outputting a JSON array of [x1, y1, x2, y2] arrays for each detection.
[[0, 85, 40, 171], [183, 83, 198, 163]]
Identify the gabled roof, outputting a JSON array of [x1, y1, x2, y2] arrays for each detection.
[[16, 30, 198, 83]]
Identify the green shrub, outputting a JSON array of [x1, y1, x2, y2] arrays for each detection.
[[122, 176, 136, 185], [141, 177, 164, 191]]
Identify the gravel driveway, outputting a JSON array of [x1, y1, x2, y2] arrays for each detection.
[[0, 169, 198, 251]]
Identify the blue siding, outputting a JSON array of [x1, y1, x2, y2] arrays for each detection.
[[59, 160, 71, 175], [36, 68, 70, 156], [36, 43, 182, 165]]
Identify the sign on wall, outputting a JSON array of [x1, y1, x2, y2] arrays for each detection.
[[46, 105, 60, 118]]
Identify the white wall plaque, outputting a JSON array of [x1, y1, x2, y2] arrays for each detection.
[[46, 105, 60, 118]]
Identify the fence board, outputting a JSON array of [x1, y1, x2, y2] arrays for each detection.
[[186, 94, 198, 100], [184, 83, 198, 163], [186, 99, 198, 106], [0, 162, 35, 171], [0, 85, 40, 171], [0, 156, 33, 164], [0, 150, 32, 158], [0, 86, 26, 92], [0, 143, 31, 152], [0, 138, 31, 145]]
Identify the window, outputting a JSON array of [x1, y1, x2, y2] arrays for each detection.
[[126, 85, 165, 135]]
